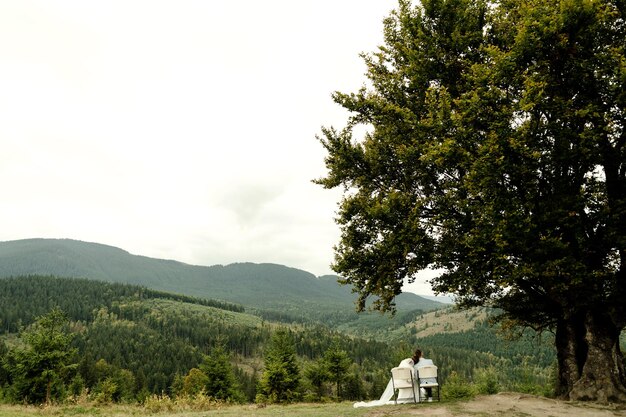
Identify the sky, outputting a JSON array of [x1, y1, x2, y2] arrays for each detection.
[[0, 0, 437, 295]]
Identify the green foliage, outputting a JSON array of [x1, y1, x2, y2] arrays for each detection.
[[321, 342, 352, 400], [317, 0, 626, 401], [442, 372, 477, 400], [0, 276, 421, 404], [0, 340, 8, 404], [304, 361, 330, 401], [0, 340, 8, 387], [0, 275, 243, 334], [0, 276, 575, 405], [233, 366, 258, 403], [2, 308, 77, 404], [182, 369, 208, 397], [74, 307, 204, 395], [88, 359, 136, 404], [199, 345, 245, 403], [412, 324, 556, 381], [512, 357, 554, 398], [257, 330, 301, 404], [340, 369, 367, 401], [66, 374, 85, 398], [474, 367, 500, 395], [302, 342, 357, 402], [316, 0, 489, 313], [94, 378, 118, 404]]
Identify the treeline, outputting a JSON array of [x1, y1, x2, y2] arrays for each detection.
[[418, 323, 556, 369], [73, 306, 401, 398], [0, 276, 406, 403], [0, 276, 560, 405], [0, 276, 243, 334]]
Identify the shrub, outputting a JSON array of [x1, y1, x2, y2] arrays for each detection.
[[144, 394, 174, 413], [93, 378, 117, 404], [143, 392, 223, 413], [442, 372, 476, 400], [474, 367, 500, 395]]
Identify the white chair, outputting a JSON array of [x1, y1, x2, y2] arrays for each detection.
[[416, 365, 440, 402], [390, 366, 417, 404]]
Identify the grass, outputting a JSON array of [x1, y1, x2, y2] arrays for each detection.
[[0, 402, 443, 417]]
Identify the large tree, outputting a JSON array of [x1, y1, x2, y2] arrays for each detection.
[[317, 0, 625, 402]]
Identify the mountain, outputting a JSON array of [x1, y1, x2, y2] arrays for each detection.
[[420, 294, 455, 304], [0, 238, 444, 329]]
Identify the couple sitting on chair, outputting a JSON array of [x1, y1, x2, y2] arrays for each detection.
[[353, 348, 438, 408], [412, 349, 436, 401]]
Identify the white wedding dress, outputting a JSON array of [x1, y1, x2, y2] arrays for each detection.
[[353, 358, 421, 408]]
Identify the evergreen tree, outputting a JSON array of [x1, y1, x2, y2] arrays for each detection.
[[234, 366, 258, 403], [170, 373, 185, 398], [256, 329, 301, 403], [111, 369, 136, 403], [3, 308, 77, 404], [304, 361, 329, 401], [199, 344, 244, 402], [322, 342, 352, 400], [341, 369, 366, 401], [0, 339, 8, 400], [0, 339, 8, 382]]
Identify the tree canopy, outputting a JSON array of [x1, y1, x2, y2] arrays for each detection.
[[317, 0, 625, 402]]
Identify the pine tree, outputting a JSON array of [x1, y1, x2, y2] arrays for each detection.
[[322, 342, 351, 400], [3, 308, 77, 404], [304, 360, 329, 401], [199, 344, 244, 402], [256, 329, 301, 403]]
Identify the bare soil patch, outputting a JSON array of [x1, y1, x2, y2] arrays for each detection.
[[367, 392, 626, 417]]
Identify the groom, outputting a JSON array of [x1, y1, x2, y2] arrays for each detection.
[[412, 349, 435, 401]]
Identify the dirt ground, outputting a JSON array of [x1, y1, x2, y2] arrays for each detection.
[[367, 392, 626, 417]]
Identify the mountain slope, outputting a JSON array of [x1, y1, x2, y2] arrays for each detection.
[[0, 275, 396, 398], [0, 276, 562, 402], [0, 238, 444, 324]]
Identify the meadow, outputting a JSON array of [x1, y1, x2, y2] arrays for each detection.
[[0, 402, 369, 417]]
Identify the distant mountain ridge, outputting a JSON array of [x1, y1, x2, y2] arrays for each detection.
[[0, 238, 444, 326]]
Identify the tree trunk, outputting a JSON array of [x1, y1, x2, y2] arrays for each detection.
[[46, 379, 51, 405], [554, 313, 586, 398], [555, 310, 626, 403]]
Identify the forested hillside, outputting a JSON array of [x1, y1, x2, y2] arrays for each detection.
[[0, 239, 444, 332], [0, 276, 561, 405], [0, 276, 395, 401]]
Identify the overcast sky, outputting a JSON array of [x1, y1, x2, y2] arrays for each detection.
[[0, 0, 436, 295]]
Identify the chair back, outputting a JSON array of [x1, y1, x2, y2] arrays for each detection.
[[391, 367, 414, 388], [417, 365, 438, 379]]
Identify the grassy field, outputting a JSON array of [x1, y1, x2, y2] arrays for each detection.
[[2, 395, 622, 417], [0, 402, 431, 417]]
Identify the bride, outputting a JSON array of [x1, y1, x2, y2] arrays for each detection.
[[353, 357, 419, 408]]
